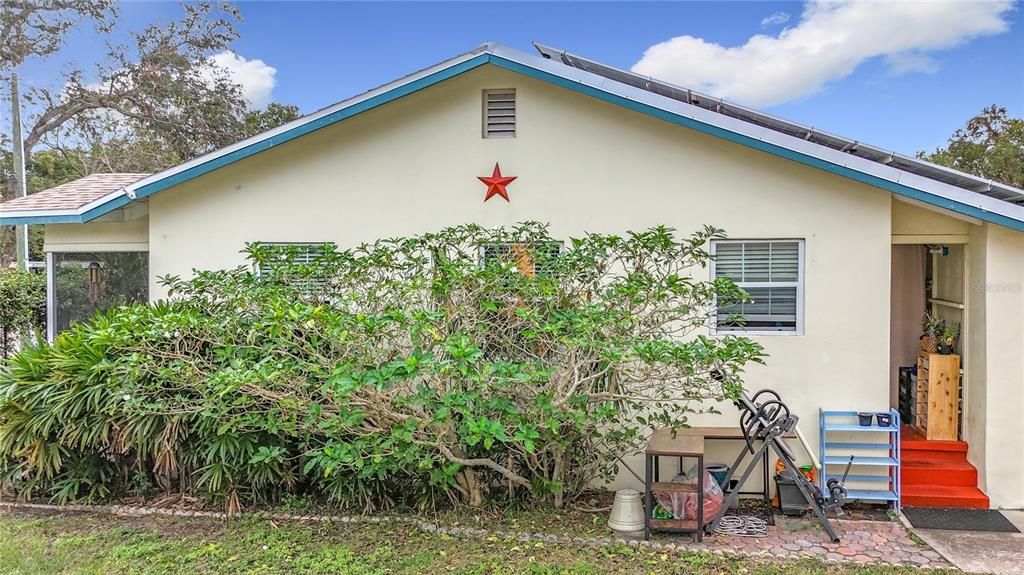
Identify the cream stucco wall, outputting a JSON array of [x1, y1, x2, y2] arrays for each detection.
[[147, 65, 893, 488], [965, 223, 1024, 509], [891, 198, 971, 242], [44, 215, 149, 252], [966, 224, 988, 497]]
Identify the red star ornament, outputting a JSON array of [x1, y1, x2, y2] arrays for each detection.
[[478, 163, 517, 202]]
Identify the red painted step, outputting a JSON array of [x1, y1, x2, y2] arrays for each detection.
[[900, 455, 977, 486], [902, 483, 990, 508], [899, 425, 988, 509], [902, 448, 971, 463]]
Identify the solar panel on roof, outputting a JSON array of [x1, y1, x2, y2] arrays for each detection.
[[533, 42, 1024, 208]]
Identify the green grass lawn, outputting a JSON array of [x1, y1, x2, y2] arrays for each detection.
[[0, 509, 950, 575]]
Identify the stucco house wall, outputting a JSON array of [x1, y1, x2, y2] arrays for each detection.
[[138, 65, 893, 482], [34, 63, 1023, 503], [966, 223, 1024, 508], [891, 199, 971, 240], [44, 216, 149, 252]]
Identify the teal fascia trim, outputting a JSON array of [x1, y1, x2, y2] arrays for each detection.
[[81, 194, 133, 222], [489, 56, 1024, 233], [0, 193, 133, 226], [1, 213, 86, 225], [130, 54, 492, 202]]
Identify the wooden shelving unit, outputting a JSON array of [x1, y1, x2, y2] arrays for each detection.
[[915, 352, 960, 441]]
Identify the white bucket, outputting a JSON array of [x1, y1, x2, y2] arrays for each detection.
[[608, 488, 645, 536]]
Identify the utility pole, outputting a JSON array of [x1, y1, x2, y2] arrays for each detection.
[[11, 73, 28, 270]]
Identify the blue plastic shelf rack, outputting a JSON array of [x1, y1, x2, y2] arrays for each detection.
[[819, 409, 901, 515]]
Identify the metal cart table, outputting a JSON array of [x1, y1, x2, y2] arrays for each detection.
[[644, 430, 704, 541], [673, 426, 795, 510]]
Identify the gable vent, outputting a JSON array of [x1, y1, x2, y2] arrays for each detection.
[[483, 89, 516, 138]]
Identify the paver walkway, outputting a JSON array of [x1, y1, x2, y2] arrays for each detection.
[[666, 516, 951, 569]]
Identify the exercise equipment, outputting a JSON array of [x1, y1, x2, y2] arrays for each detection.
[[709, 388, 853, 543]]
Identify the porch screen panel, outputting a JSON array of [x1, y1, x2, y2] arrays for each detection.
[[714, 240, 802, 333], [52, 252, 149, 333]]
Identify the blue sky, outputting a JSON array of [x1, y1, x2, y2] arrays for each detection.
[[14, 1, 1024, 155]]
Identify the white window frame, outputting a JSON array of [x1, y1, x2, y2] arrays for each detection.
[[45, 252, 55, 342], [709, 239, 805, 336]]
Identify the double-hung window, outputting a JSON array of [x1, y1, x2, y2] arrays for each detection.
[[255, 243, 333, 295], [480, 242, 562, 277], [711, 240, 804, 334]]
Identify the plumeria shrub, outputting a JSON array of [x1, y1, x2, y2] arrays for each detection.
[[0, 223, 764, 511]]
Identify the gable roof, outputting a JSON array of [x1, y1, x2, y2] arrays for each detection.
[[2, 42, 1023, 231]]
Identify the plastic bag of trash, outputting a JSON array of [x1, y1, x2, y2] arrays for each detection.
[[684, 469, 725, 522], [653, 473, 689, 519]]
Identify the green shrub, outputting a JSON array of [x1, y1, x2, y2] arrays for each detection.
[[0, 268, 46, 358], [0, 223, 763, 511]]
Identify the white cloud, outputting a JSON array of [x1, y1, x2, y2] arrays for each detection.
[[885, 51, 940, 76], [632, 0, 1013, 108], [207, 51, 277, 108], [761, 11, 791, 28]]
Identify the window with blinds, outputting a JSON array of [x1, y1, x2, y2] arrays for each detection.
[[483, 89, 516, 138], [480, 242, 561, 277], [255, 243, 333, 295], [712, 240, 804, 333]]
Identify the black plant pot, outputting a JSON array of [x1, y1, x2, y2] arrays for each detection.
[[876, 413, 892, 428], [857, 412, 873, 426]]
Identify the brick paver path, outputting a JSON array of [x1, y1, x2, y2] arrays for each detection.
[[665, 516, 951, 568]]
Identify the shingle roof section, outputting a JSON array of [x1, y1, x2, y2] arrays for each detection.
[[0, 173, 149, 212]]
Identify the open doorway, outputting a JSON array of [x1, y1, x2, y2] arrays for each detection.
[[890, 244, 966, 438]]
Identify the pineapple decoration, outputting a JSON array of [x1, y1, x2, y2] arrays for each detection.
[[921, 313, 942, 353], [921, 312, 961, 355]]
